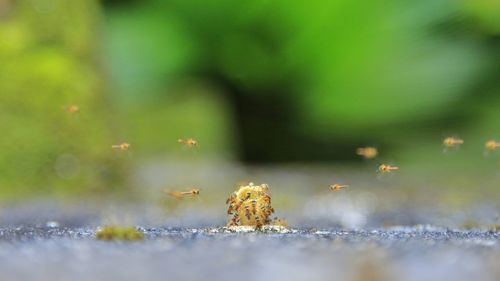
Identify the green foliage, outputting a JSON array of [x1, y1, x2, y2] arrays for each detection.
[[1, 0, 499, 200], [461, 0, 500, 34], [105, 0, 498, 141], [0, 0, 128, 199], [287, 0, 488, 130]]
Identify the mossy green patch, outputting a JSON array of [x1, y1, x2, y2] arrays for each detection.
[[95, 225, 144, 241]]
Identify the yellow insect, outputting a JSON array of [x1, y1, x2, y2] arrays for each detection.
[[443, 137, 463, 148], [271, 217, 288, 227], [485, 139, 500, 151], [178, 138, 198, 148], [165, 188, 200, 198], [111, 143, 130, 151], [356, 147, 378, 159], [378, 164, 399, 173], [62, 105, 80, 114], [235, 180, 251, 188], [329, 183, 349, 191]]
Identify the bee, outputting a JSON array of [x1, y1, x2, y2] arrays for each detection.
[[226, 193, 236, 205], [165, 188, 200, 198], [178, 138, 198, 148], [254, 215, 263, 227], [262, 194, 271, 204], [485, 140, 500, 151], [356, 147, 378, 159], [236, 180, 251, 188], [111, 143, 130, 151], [378, 164, 399, 173], [260, 183, 270, 193], [232, 192, 251, 210], [329, 183, 349, 191], [263, 206, 275, 218], [244, 205, 251, 220], [251, 199, 257, 215], [272, 217, 288, 227], [443, 137, 464, 148], [228, 217, 239, 226], [62, 105, 80, 114]]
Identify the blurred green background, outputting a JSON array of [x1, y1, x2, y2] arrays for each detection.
[[0, 0, 499, 201]]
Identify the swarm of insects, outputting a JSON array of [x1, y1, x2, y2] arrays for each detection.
[[356, 147, 378, 159], [111, 142, 130, 151], [226, 182, 275, 227], [95, 225, 144, 241]]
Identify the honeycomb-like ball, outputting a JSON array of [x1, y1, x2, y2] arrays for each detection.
[[226, 182, 274, 227]]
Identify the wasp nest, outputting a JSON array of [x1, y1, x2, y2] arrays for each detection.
[[226, 182, 275, 227]]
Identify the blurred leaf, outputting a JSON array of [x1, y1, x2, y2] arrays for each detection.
[[103, 6, 199, 102]]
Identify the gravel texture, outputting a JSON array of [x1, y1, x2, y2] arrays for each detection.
[[0, 224, 499, 281]]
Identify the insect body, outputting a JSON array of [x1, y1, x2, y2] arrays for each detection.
[[271, 217, 288, 227], [166, 188, 200, 198], [443, 137, 464, 148], [485, 140, 500, 151], [378, 164, 399, 173], [178, 138, 198, 148], [329, 183, 349, 191], [356, 147, 378, 159], [111, 143, 130, 151], [62, 105, 80, 114]]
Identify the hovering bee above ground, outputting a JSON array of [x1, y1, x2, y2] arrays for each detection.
[[235, 180, 252, 188], [111, 143, 130, 151], [178, 138, 198, 148], [329, 183, 349, 191], [485, 140, 500, 151], [443, 136, 464, 148], [356, 147, 378, 159], [62, 105, 79, 114], [378, 164, 399, 173], [165, 188, 200, 198]]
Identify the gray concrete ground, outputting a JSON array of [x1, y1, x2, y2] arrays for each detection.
[[0, 211, 499, 281], [1, 163, 499, 281]]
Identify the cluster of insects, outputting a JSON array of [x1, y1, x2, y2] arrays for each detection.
[[331, 146, 400, 193], [441, 136, 500, 153], [334, 136, 499, 193], [62, 104, 205, 234], [164, 138, 201, 200], [63, 105, 499, 229], [225, 182, 275, 227]]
